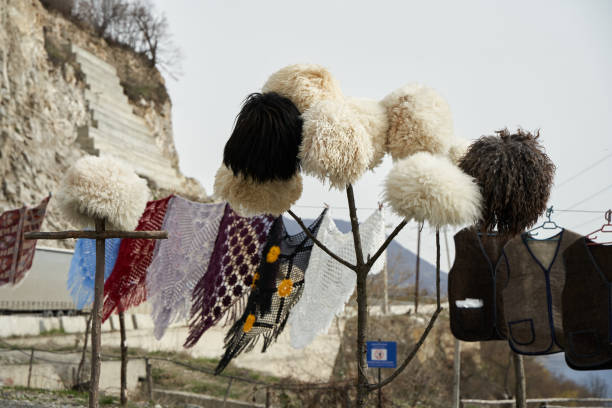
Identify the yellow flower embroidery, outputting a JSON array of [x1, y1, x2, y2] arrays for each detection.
[[243, 314, 256, 332], [251, 272, 260, 288], [266, 245, 281, 263], [277, 279, 293, 297]]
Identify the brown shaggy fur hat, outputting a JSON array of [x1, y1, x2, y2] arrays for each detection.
[[459, 128, 555, 235]]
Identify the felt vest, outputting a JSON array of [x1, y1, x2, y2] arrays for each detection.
[[448, 227, 510, 341], [496, 229, 581, 355], [562, 237, 612, 370]]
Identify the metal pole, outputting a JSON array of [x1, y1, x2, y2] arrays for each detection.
[[382, 259, 389, 315], [443, 229, 452, 270], [452, 339, 461, 408], [513, 353, 527, 408], [119, 311, 128, 406], [89, 217, 105, 408], [414, 226, 421, 314], [377, 367, 382, 408], [145, 357, 153, 402], [222, 377, 233, 407], [27, 348, 34, 388]]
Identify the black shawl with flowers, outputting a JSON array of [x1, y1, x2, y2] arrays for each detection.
[[215, 209, 327, 374]]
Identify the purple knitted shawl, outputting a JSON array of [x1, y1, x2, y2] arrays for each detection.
[[185, 204, 274, 347]]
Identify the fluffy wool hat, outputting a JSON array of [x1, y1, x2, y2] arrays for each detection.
[[223, 92, 302, 182], [262, 64, 344, 113], [384, 152, 482, 228], [300, 99, 374, 189], [346, 97, 389, 170], [56, 155, 149, 230], [214, 165, 303, 217], [459, 128, 555, 235], [382, 83, 454, 160]]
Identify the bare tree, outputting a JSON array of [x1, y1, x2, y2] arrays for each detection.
[[74, 0, 130, 38]]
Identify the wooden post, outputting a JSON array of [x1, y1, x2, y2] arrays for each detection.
[[265, 386, 271, 408], [414, 226, 421, 314], [77, 312, 92, 386], [89, 217, 105, 408], [513, 353, 527, 408], [452, 339, 461, 408], [145, 357, 153, 403], [377, 367, 382, 408], [24, 226, 166, 408], [119, 311, 128, 406], [27, 348, 34, 388]]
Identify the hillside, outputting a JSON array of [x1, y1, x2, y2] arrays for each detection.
[[0, 0, 209, 247]]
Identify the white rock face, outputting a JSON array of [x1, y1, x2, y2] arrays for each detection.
[[0, 1, 209, 246]]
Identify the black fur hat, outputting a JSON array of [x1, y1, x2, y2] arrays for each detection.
[[223, 92, 303, 182], [459, 128, 555, 236]]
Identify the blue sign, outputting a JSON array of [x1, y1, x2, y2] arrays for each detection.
[[366, 341, 397, 368]]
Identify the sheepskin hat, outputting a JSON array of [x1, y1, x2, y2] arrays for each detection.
[[214, 165, 303, 217], [346, 97, 389, 170], [300, 99, 374, 189], [56, 155, 149, 231], [262, 64, 344, 113], [223, 92, 302, 182], [459, 128, 555, 235], [384, 152, 482, 228], [382, 83, 454, 160], [447, 137, 471, 165]]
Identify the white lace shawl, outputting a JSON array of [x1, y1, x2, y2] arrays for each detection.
[[289, 209, 385, 349], [146, 197, 226, 339]]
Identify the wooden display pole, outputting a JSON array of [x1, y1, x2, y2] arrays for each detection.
[[25, 221, 167, 408]]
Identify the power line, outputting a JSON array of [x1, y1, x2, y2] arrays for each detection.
[[566, 183, 612, 210], [556, 152, 612, 188]]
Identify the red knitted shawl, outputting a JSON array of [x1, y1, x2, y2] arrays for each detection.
[[102, 195, 173, 321]]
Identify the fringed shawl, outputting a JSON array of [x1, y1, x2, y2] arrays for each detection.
[[215, 210, 326, 374], [102, 195, 173, 321], [184, 205, 275, 348], [147, 198, 225, 339], [0, 196, 49, 287], [288, 209, 385, 349], [68, 237, 121, 309]]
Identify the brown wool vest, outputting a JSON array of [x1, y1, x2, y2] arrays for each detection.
[[496, 229, 581, 355], [448, 227, 510, 341], [562, 237, 612, 370]]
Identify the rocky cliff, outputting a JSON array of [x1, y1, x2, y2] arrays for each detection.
[[0, 0, 209, 246]]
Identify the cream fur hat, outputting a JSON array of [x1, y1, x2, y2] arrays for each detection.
[[56, 155, 150, 230]]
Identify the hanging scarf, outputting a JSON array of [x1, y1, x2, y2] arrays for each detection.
[[0, 196, 49, 287], [68, 237, 121, 309], [184, 205, 275, 348], [289, 209, 385, 349], [147, 197, 226, 339], [102, 195, 173, 321], [215, 210, 327, 374], [0, 207, 25, 287]]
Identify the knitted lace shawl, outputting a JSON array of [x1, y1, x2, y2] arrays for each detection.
[[102, 195, 173, 321], [67, 237, 121, 310], [289, 209, 385, 349], [215, 210, 326, 374], [185, 205, 275, 348], [147, 197, 226, 339], [0, 196, 49, 287]]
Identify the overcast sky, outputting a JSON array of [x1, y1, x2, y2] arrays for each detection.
[[152, 0, 612, 267]]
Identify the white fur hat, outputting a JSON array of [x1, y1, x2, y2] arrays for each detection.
[[262, 64, 344, 113], [346, 97, 389, 170], [383, 152, 482, 227], [300, 99, 374, 189], [56, 155, 150, 230], [214, 165, 302, 216], [382, 83, 454, 160]]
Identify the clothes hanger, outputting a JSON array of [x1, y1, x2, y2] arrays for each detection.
[[585, 209, 612, 246], [526, 206, 563, 241]]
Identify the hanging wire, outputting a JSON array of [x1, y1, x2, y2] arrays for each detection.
[[555, 152, 612, 188]]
